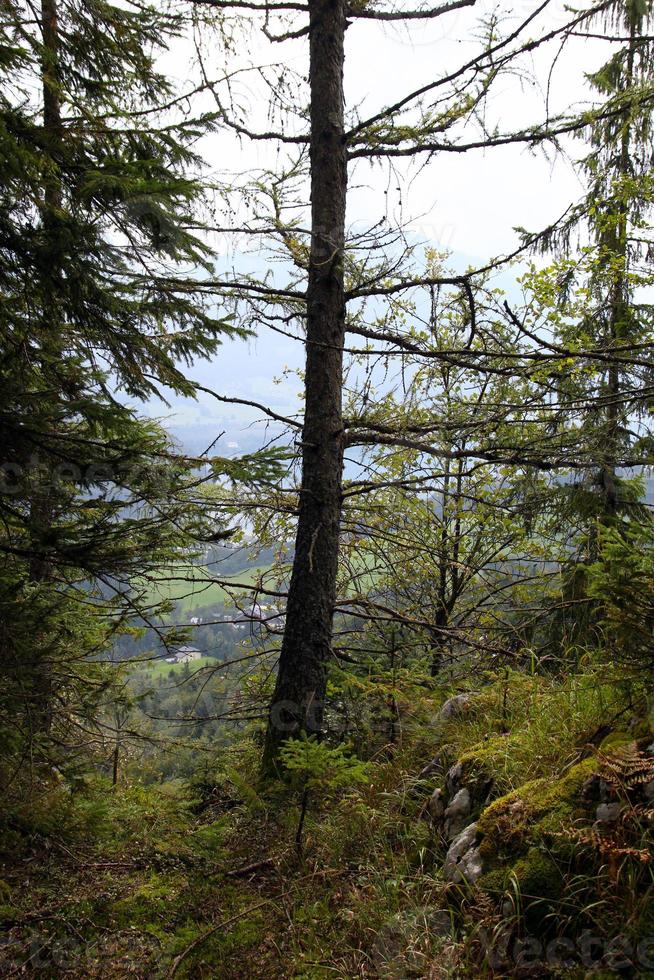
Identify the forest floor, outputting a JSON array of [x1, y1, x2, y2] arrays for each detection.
[[0, 748, 450, 979], [2, 666, 653, 978]]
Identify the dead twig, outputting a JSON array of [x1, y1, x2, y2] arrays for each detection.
[[166, 898, 273, 978], [225, 858, 275, 878]]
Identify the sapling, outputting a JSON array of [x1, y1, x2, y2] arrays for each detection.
[[279, 734, 370, 856]]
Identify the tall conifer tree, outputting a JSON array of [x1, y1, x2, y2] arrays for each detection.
[[0, 1, 246, 772]]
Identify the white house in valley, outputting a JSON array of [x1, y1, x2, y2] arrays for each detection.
[[165, 646, 202, 665]]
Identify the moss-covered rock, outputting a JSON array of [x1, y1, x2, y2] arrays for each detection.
[[476, 866, 509, 897], [473, 758, 599, 935], [479, 847, 563, 932], [598, 731, 635, 753], [455, 741, 504, 798], [440, 742, 501, 822], [477, 757, 596, 861], [511, 848, 563, 904]]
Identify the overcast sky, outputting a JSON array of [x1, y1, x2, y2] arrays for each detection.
[[147, 0, 609, 452]]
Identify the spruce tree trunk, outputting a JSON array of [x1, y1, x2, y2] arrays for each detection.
[[25, 0, 63, 736], [262, 0, 347, 771], [41, 0, 62, 165]]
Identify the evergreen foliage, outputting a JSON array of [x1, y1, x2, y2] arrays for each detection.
[[0, 0, 254, 788]]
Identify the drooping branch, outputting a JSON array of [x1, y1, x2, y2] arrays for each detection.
[[347, 0, 474, 21], [192, 383, 303, 429], [345, 430, 654, 471], [348, 87, 654, 159]]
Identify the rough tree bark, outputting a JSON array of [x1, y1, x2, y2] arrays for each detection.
[[262, 0, 347, 771], [24, 0, 64, 735]]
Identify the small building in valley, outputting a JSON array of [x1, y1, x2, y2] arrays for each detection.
[[165, 645, 202, 665]]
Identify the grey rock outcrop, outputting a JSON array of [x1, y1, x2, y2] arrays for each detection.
[[443, 788, 471, 840], [596, 802, 621, 824], [438, 693, 477, 722], [445, 762, 463, 799], [443, 823, 483, 884], [427, 788, 446, 822]]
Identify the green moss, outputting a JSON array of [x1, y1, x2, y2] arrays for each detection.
[[511, 848, 563, 904], [599, 731, 634, 753], [0, 903, 18, 924], [504, 850, 566, 937], [109, 872, 187, 931], [440, 739, 509, 819], [165, 908, 269, 976], [458, 740, 507, 784], [477, 791, 532, 862], [473, 757, 611, 943], [477, 757, 596, 859], [477, 867, 510, 895]]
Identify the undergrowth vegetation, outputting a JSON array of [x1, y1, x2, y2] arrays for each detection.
[[442, 662, 649, 794], [2, 663, 653, 978]]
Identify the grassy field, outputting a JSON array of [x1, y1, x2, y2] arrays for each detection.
[[130, 655, 221, 681], [141, 546, 378, 623], [143, 561, 273, 614]]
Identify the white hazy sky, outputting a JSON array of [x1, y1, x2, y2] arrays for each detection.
[[148, 0, 609, 449]]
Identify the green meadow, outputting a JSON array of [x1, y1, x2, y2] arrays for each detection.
[[130, 654, 220, 680], [142, 560, 274, 614]]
